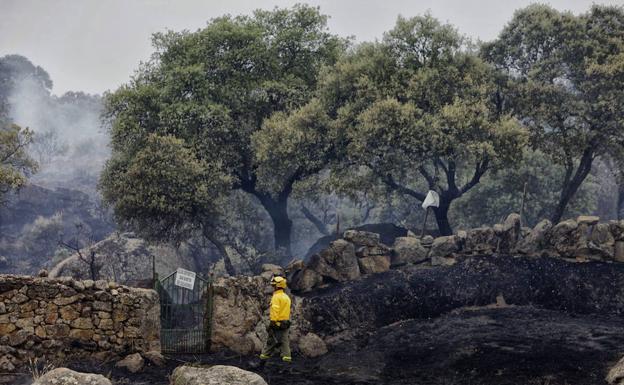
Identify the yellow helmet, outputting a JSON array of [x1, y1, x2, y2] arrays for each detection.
[[271, 276, 287, 289]]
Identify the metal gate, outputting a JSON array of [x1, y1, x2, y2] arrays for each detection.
[[155, 271, 213, 353]]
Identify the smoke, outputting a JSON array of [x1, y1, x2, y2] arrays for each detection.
[[8, 73, 109, 196]]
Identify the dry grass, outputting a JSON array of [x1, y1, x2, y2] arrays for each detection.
[[26, 357, 55, 381]]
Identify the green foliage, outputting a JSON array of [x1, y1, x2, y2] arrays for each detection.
[[252, 99, 333, 194], [452, 150, 598, 229], [0, 122, 38, 197], [317, 14, 528, 234], [482, 4, 624, 222], [20, 213, 63, 260], [101, 4, 347, 255], [100, 134, 230, 242]]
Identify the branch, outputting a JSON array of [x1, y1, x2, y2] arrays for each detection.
[[459, 156, 490, 196], [58, 240, 86, 263], [201, 224, 236, 276], [301, 204, 330, 236], [418, 166, 436, 189], [361, 201, 374, 223], [382, 173, 427, 202]]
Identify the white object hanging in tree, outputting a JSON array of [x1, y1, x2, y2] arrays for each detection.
[[422, 190, 440, 209]]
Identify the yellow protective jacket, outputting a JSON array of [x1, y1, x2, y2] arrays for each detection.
[[269, 289, 291, 321]]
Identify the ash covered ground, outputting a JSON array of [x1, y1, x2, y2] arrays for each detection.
[[8, 255, 624, 385]]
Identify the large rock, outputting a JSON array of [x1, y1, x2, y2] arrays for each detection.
[[391, 237, 429, 266], [115, 353, 144, 373], [298, 332, 328, 358], [465, 227, 498, 254], [615, 241, 624, 263], [343, 230, 380, 247], [308, 240, 360, 282], [547, 219, 581, 257], [211, 276, 267, 352], [517, 219, 553, 255], [429, 235, 462, 259], [610, 221, 624, 242], [49, 232, 205, 287], [261, 263, 283, 273], [358, 255, 390, 275], [171, 365, 267, 385], [464, 227, 497, 254], [143, 350, 166, 367], [355, 244, 391, 258], [33, 368, 112, 385], [587, 223, 615, 258], [290, 268, 322, 292], [260, 264, 284, 280], [496, 213, 522, 253], [578, 215, 600, 226]]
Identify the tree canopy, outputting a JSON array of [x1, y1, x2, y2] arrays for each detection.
[[100, 4, 624, 267], [0, 122, 38, 199], [315, 15, 527, 235], [100, 4, 347, 263], [482, 4, 624, 223]]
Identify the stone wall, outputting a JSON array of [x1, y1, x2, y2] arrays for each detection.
[[288, 214, 624, 292], [0, 274, 160, 371], [211, 233, 624, 359]]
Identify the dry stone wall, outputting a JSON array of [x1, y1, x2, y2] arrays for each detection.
[[0, 274, 159, 371], [288, 214, 624, 292], [210, 216, 624, 359]]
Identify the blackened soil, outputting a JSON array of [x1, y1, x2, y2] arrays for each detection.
[[12, 256, 624, 385], [12, 305, 623, 385]]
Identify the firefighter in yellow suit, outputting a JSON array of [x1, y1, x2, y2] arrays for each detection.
[[259, 276, 292, 362]]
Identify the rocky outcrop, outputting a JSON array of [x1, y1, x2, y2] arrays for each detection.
[[292, 232, 395, 292], [304, 223, 408, 259], [0, 275, 159, 371], [171, 365, 267, 385], [32, 367, 112, 385], [50, 232, 206, 287]]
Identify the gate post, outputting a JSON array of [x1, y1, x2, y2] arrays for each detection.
[[204, 272, 214, 352]]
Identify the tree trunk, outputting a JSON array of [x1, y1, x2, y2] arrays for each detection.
[[262, 197, 293, 262], [432, 200, 453, 236], [238, 173, 295, 264], [551, 151, 594, 224], [618, 179, 624, 220], [203, 230, 236, 276]]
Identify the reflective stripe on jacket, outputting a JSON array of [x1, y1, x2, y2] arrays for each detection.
[[269, 289, 291, 321]]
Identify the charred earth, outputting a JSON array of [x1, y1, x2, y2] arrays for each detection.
[[9, 254, 624, 385]]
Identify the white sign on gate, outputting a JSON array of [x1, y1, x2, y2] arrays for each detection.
[[174, 268, 196, 290]]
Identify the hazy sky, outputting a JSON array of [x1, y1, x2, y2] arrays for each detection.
[[2, 0, 622, 95]]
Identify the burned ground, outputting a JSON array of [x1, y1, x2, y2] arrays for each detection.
[[8, 255, 624, 385]]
